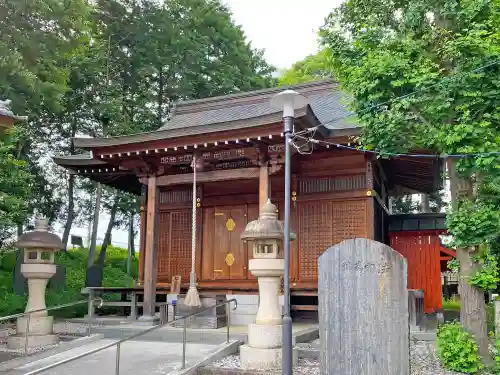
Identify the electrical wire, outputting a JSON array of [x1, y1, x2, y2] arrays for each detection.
[[290, 134, 500, 159], [290, 57, 500, 158], [293, 57, 500, 137]]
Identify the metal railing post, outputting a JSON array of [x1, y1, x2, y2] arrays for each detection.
[[24, 312, 31, 356], [226, 305, 230, 343], [181, 321, 187, 369], [160, 304, 167, 324], [115, 342, 121, 375], [20, 299, 237, 375], [87, 290, 95, 336], [87, 316, 92, 337]]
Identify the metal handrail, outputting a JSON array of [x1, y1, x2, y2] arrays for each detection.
[[23, 298, 238, 375], [0, 298, 103, 323], [0, 298, 104, 356]]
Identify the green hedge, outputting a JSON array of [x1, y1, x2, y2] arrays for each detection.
[[0, 246, 138, 318]]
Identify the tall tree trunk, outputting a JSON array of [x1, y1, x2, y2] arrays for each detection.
[[87, 182, 102, 268], [127, 214, 135, 276], [157, 66, 163, 127], [388, 196, 394, 214], [421, 194, 430, 213], [62, 117, 78, 251], [97, 198, 118, 268], [16, 224, 23, 239], [129, 214, 135, 256], [61, 174, 75, 251], [86, 219, 92, 248], [448, 159, 490, 364]]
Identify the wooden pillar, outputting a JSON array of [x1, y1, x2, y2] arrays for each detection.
[[421, 194, 430, 213], [366, 159, 375, 239], [141, 175, 158, 321], [138, 185, 147, 283], [259, 163, 269, 212]]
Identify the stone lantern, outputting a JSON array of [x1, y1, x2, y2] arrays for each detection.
[[7, 218, 63, 349], [239, 199, 297, 369]]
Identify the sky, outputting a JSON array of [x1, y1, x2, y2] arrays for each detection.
[[224, 0, 339, 69], [57, 0, 340, 249]]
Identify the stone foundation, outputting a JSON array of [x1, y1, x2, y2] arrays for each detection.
[[7, 334, 59, 349], [16, 315, 53, 335], [239, 345, 298, 370], [224, 295, 284, 326], [174, 295, 227, 328], [247, 324, 282, 348]]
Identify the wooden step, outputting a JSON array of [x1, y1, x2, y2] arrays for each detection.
[[290, 305, 318, 312]]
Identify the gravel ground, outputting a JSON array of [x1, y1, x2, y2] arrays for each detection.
[[209, 340, 476, 375], [410, 341, 466, 375], [211, 355, 319, 375]]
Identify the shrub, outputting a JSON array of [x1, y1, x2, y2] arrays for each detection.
[[495, 339, 500, 370], [436, 322, 483, 373], [0, 246, 138, 318], [487, 302, 496, 334]]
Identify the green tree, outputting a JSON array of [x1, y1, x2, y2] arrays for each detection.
[[0, 0, 89, 237], [321, 0, 500, 362], [0, 0, 89, 116], [0, 134, 33, 244], [279, 49, 332, 86], [391, 195, 420, 214], [392, 191, 447, 214], [57, 0, 277, 263]]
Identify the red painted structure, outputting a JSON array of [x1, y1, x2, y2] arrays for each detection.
[[390, 228, 456, 313]]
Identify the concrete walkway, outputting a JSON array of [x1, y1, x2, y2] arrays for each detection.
[[10, 339, 223, 375], [59, 321, 317, 344]]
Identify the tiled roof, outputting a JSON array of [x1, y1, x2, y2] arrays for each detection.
[[160, 79, 356, 132], [72, 80, 357, 149]]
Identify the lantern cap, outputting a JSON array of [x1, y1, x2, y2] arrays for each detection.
[[16, 218, 64, 250], [242, 199, 295, 241]]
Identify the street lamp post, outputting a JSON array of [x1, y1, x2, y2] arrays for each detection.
[[270, 90, 309, 375]]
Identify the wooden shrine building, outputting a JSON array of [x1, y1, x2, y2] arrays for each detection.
[[54, 80, 444, 321]]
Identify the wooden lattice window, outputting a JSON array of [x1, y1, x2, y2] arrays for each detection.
[[157, 212, 171, 278], [169, 211, 192, 280], [297, 201, 333, 280], [298, 175, 366, 194], [297, 199, 368, 281], [160, 187, 201, 204], [331, 200, 367, 245]]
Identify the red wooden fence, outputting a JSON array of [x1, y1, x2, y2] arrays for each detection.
[[390, 230, 450, 313]]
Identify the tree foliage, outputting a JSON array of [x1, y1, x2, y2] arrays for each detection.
[[0, 135, 32, 243], [0, 0, 89, 235], [67, 0, 276, 257], [0, 0, 275, 253], [321, 0, 500, 363], [392, 191, 447, 214], [279, 49, 331, 86]]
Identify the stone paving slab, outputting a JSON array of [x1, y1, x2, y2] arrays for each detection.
[[12, 340, 222, 375]]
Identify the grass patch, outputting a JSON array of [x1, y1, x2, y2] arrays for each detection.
[[442, 298, 461, 311]]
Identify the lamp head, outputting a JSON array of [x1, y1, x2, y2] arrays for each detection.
[[270, 90, 309, 118]]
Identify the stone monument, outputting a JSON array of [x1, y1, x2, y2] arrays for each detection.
[[8, 218, 63, 349], [239, 200, 297, 369], [318, 238, 409, 375]]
